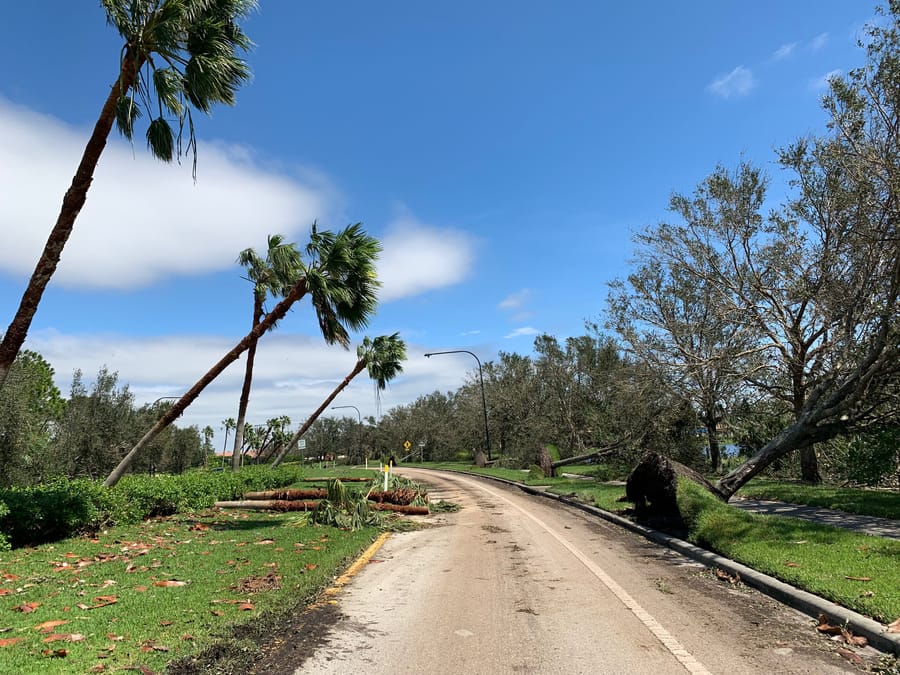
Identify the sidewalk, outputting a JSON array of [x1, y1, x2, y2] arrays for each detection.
[[729, 496, 900, 539]]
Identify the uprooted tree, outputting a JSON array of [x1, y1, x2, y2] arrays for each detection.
[[626, 4, 900, 509]]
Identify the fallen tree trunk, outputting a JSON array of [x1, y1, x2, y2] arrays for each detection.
[[297, 477, 372, 483], [215, 500, 320, 512], [551, 445, 620, 471], [242, 488, 421, 505], [367, 488, 420, 505], [243, 489, 326, 500], [214, 500, 429, 515]]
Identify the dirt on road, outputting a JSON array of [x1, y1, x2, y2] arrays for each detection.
[[251, 469, 891, 675]]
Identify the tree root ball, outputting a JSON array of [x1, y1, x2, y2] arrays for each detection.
[[624, 451, 723, 529], [625, 451, 678, 515]]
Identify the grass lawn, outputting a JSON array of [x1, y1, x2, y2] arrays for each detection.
[[737, 480, 900, 520], [681, 481, 900, 624], [0, 508, 377, 674]]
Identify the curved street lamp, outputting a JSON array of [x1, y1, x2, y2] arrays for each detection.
[[424, 350, 491, 461]]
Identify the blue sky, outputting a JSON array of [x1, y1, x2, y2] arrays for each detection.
[[0, 1, 873, 449]]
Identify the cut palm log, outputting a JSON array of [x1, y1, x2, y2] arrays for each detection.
[[243, 489, 326, 500], [298, 477, 372, 482], [242, 488, 423, 505], [214, 500, 429, 515], [215, 500, 320, 512]]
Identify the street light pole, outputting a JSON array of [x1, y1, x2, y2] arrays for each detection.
[[424, 350, 491, 461], [332, 405, 362, 466]]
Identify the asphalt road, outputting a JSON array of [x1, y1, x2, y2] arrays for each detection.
[[288, 469, 864, 674]]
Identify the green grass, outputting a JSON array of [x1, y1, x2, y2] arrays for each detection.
[[737, 480, 900, 520], [679, 480, 900, 623], [0, 509, 376, 674]]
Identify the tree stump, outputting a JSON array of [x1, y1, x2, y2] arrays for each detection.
[[536, 445, 554, 477]]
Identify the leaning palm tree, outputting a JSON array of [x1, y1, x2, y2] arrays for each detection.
[[103, 223, 381, 487], [270, 333, 407, 468], [231, 235, 302, 470], [0, 0, 256, 389]]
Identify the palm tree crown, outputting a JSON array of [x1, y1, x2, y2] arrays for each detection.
[[103, 0, 256, 168]]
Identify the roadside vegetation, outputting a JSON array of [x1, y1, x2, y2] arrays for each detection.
[[736, 481, 900, 521], [0, 508, 377, 674], [0, 466, 440, 674], [678, 481, 900, 623]]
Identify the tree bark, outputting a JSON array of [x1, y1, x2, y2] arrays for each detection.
[[706, 419, 721, 473], [715, 419, 817, 499], [214, 499, 429, 515], [799, 445, 821, 484], [0, 53, 141, 387], [232, 297, 264, 471], [103, 279, 310, 487], [270, 359, 366, 468], [551, 444, 620, 471]]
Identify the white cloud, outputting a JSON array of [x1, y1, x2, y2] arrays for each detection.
[[809, 69, 843, 91], [498, 289, 530, 310], [810, 32, 829, 52], [504, 326, 540, 339], [26, 328, 456, 449], [0, 97, 336, 289], [772, 42, 797, 61], [707, 66, 757, 98], [376, 212, 476, 301]]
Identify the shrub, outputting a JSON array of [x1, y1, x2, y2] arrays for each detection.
[[0, 501, 9, 551], [0, 465, 306, 549]]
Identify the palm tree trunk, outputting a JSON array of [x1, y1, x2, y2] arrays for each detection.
[[0, 52, 141, 388], [270, 359, 366, 468], [103, 278, 310, 487], [232, 298, 264, 470]]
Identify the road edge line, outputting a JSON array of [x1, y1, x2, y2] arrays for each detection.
[[323, 531, 391, 598]]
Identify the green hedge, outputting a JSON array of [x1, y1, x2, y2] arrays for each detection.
[[0, 466, 304, 549]]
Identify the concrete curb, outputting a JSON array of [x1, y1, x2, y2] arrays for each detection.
[[423, 468, 900, 657]]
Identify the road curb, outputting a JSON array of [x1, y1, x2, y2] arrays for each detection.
[[422, 468, 900, 656], [321, 532, 391, 601]]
